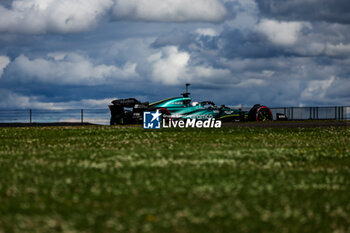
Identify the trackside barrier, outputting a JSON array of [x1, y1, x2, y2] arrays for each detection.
[[0, 106, 349, 124], [0, 109, 110, 125], [270, 106, 349, 120]]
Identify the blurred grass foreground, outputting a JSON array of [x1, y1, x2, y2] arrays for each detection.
[[0, 126, 349, 233]]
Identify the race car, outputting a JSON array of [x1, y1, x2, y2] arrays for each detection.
[[109, 84, 273, 125]]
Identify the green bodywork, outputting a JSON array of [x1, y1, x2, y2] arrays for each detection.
[[150, 97, 247, 121]]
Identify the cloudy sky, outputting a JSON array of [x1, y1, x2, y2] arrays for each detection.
[[0, 0, 349, 109]]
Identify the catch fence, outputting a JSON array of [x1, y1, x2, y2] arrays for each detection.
[[269, 106, 349, 120], [0, 109, 110, 125], [0, 106, 349, 125]]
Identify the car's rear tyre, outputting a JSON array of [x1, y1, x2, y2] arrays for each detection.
[[110, 117, 123, 125], [256, 106, 273, 121], [110, 117, 116, 125], [248, 104, 273, 121]]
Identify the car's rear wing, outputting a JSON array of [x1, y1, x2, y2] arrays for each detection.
[[111, 98, 149, 108]]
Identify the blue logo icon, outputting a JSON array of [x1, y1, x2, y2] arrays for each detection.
[[143, 110, 161, 129]]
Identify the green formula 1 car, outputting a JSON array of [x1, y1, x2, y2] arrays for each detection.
[[109, 84, 273, 125]]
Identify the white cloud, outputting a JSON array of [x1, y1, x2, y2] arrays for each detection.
[[150, 46, 190, 85], [0, 0, 229, 34], [301, 76, 335, 100], [0, 55, 10, 77], [192, 66, 229, 79], [235, 78, 266, 87], [0, 90, 57, 109], [0, 0, 113, 34], [224, 0, 258, 29], [0, 89, 114, 109], [294, 42, 350, 57], [149, 46, 231, 85], [10, 52, 138, 85], [324, 43, 350, 57], [195, 28, 219, 37], [256, 19, 309, 46], [112, 0, 227, 23], [0, 90, 112, 124]]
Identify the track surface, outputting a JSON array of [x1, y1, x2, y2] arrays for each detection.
[[222, 120, 349, 128], [0, 121, 348, 128], [0, 122, 96, 127]]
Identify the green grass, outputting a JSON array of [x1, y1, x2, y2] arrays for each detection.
[[0, 126, 349, 233]]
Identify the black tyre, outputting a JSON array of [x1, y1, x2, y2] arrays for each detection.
[[256, 106, 273, 121], [123, 111, 133, 124], [248, 104, 261, 121], [248, 104, 273, 121], [110, 117, 116, 125], [110, 117, 123, 125]]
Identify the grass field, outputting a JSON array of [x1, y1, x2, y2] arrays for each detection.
[[0, 125, 349, 233]]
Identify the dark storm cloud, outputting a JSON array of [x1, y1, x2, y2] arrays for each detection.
[[256, 0, 350, 24], [152, 30, 195, 49], [151, 29, 219, 52], [0, 0, 13, 8], [219, 29, 291, 58], [151, 27, 297, 59]]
